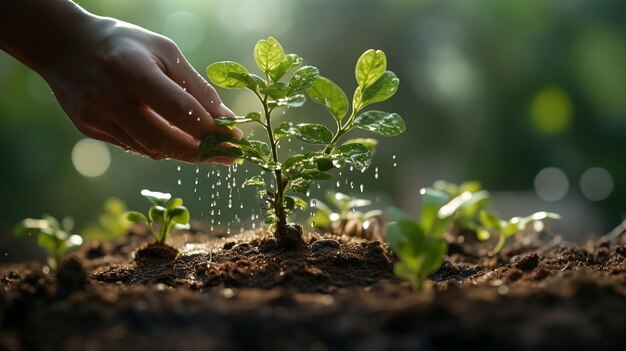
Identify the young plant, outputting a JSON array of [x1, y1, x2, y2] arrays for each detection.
[[82, 197, 133, 241], [202, 37, 405, 246], [477, 210, 560, 254], [125, 190, 190, 245], [14, 215, 83, 268], [385, 188, 465, 290], [308, 191, 382, 240], [432, 180, 489, 233]]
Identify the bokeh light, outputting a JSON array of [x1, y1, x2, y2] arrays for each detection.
[[530, 87, 573, 135], [534, 167, 569, 202], [580, 167, 614, 201], [71, 139, 111, 177]]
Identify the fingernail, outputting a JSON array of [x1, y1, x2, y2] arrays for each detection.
[[218, 103, 235, 117]]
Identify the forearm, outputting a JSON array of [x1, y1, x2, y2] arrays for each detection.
[[0, 0, 100, 75]]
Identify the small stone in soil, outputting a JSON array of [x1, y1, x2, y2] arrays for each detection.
[[311, 239, 341, 253]]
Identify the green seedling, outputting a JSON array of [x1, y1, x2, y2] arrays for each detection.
[[125, 190, 190, 245], [202, 37, 405, 246], [385, 187, 478, 290], [14, 215, 83, 268], [308, 191, 382, 239], [82, 197, 133, 241], [477, 210, 560, 254], [432, 180, 489, 233]]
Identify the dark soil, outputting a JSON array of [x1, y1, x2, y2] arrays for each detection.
[[1, 224, 625, 351]]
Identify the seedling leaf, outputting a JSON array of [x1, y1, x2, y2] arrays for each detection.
[[353, 110, 406, 136], [254, 36, 285, 73], [307, 76, 349, 121], [206, 61, 252, 89], [355, 49, 387, 90], [287, 66, 320, 96]]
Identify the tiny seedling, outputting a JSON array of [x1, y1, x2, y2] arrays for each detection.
[[82, 197, 133, 241], [125, 190, 190, 245], [477, 210, 560, 254], [432, 180, 489, 233], [385, 188, 468, 290], [202, 37, 405, 246], [14, 215, 83, 268], [308, 191, 382, 239]]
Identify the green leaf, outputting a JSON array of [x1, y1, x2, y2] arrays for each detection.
[[479, 210, 502, 230], [269, 54, 303, 81], [277, 94, 306, 108], [353, 110, 406, 136], [141, 189, 171, 206], [200, 134, 237, 152], [288, 178, 311, 194], [243, 176, 266, 187], [284, 196, 295, 210], [254, 36, 284, 73], [291, 196, 308, 210], [169, 206, 190, 225], [361, 71, 399, 106], [387, 206, 414, 223], [167, 198, 184, 210], [315, 158, 334, 172], [274, 122, 333, 144], [287, 66, 320, 96], [263, 82, 288, 100], [37, 232, 60, 254], [149, 206, 166, 222], [206, 61, 251, 89], [355, 49, 387, 90], [14, 218, 52, 237], [307, 76, 349, 121], [419, 188, 452, 238], [332, 143, 372, 172], [342, 138, 378, 152], [301, 169, 332, 180], [125, 211, 147, 223]]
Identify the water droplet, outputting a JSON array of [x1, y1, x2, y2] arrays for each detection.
[[177, 166, 181, 171], [393, 162, 397, 167], [312, 199, 317, 206], [210, 100, 214, 104], [336, 181, 340, 188], [196, 117, 200, 122], [176, 57, 180, 64], [177, 179, 181, 185], [392, 154, 396, 160], [360, 184, 364, 193]]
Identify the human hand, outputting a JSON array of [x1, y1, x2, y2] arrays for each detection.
[[42, 17, 241, 164]]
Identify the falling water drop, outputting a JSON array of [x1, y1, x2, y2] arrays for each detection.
[[176, 57, 180, 64], [360, 184, 364, 193]]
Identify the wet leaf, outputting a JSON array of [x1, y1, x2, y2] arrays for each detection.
[[169, 206, 190, 225], [141, 189, 171, 206], [254, 36, 284, 73], [307, 76, 349, 121], [243, 176, 266, 187], [269, 54, 303, 81], [125, 211, 147, 223], [332, 143, 372, 171], [206, 61, 251, 89], [355, 49, 386, 90], [342, 138, 378, 152], [274, 122, 333, 144], [277, 94, 306, 108], [287, 66, 320, 96], [361, 71, 399, 106], [353, 110, 406, 136]]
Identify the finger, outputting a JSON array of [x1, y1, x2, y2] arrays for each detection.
[[127, 64, 235, 141], [114, 103, 200, 163], [164, 54, 243, 140], [167, 55, 234, 118], [100, 122, 166, 160]]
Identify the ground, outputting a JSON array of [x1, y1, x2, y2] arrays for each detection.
[[1, 224, 625, 351]]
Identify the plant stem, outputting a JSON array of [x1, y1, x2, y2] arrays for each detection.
[[261, 94, 287, 237]]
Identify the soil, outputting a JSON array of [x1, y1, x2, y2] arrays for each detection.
[[1, 223, 625, 351]]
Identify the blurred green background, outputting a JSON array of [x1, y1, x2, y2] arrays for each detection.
[[1, 0, 625, 262]]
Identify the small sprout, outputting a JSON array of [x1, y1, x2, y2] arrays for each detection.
[[202, 37, 405, 247], [432, 180, 489, 233], [308, 191, 382, 240], [82, 197, 133, 241], [14, 215, 83, 269], [478, 210, 561, 254], [125, 189, 190, 245]]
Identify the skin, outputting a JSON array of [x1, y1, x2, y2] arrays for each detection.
[[0, 0, 241, 163]]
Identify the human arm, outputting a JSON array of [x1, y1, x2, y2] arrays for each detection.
[[0, 0, 239, 163]]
